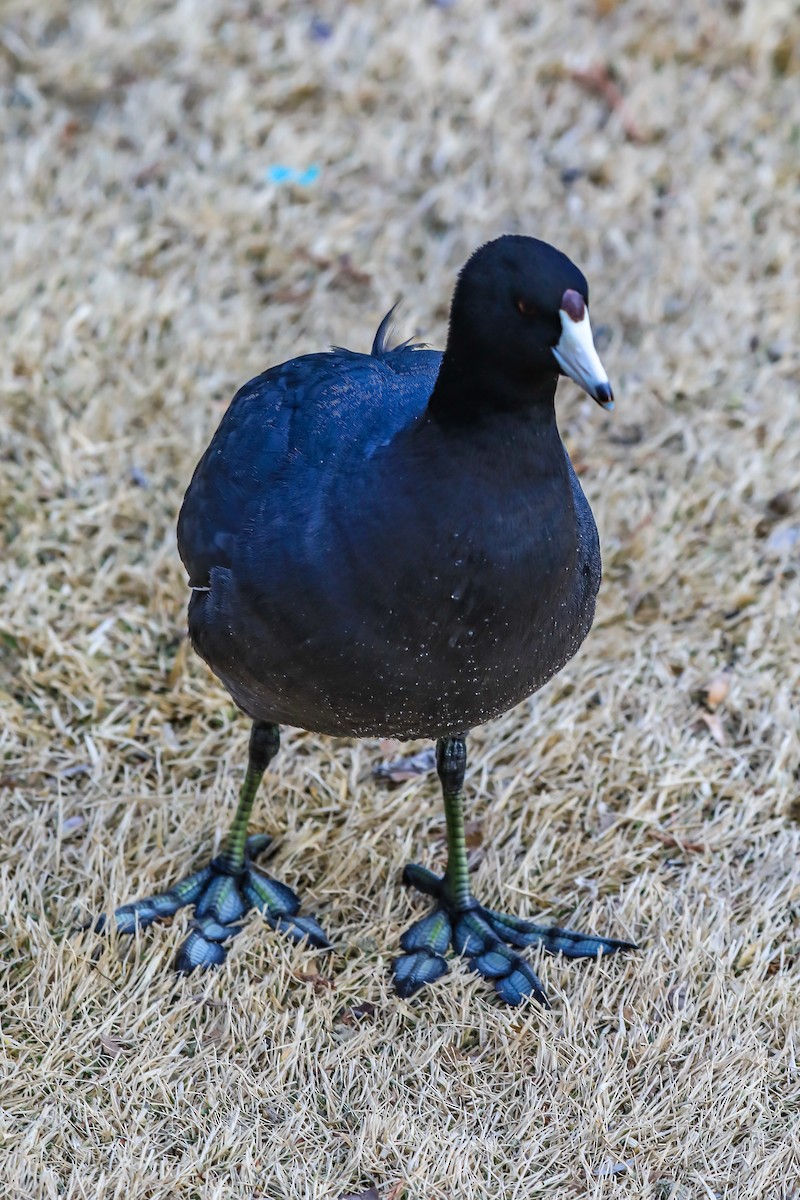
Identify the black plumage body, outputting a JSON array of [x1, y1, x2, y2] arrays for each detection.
[[178, 342, 601, 739]]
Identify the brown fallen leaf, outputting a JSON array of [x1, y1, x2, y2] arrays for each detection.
[[338, 1001, 376, 1026], [294, 971, 335, 993], [134, 159, 167, 187]]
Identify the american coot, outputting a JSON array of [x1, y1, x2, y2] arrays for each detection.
[[110, 235, 634, 1005]]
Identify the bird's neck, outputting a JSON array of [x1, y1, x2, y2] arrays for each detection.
[[426, 344, 560, 427]]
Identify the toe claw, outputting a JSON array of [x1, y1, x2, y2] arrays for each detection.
[[483, 908, 635, 960], [493, 958, 548, 1008], [392, 950, 449, 997], [538, 927, 635, 959], [265, 912, 331, 949]]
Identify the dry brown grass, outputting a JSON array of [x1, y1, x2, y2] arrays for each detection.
[[2, 1, 799, 1197]]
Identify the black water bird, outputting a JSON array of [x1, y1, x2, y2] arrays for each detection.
[[109, 235, 634, 1004]]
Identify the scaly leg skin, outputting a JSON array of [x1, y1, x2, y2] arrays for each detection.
[[99, 722, 330, 971], [391, 735, 635, 1006]]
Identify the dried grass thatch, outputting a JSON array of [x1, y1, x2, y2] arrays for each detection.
[[1, 1, 799, 1197]]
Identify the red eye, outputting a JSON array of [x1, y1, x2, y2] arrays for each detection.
[[516, 298, 535, 317]]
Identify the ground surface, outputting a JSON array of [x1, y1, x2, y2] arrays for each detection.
[[1, 2, 799, 1197]]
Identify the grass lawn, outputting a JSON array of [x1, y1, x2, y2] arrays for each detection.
[[1, 2, 798, 1196]]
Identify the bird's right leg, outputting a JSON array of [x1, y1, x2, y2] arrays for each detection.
[[392, 734, 633, 1005], [101, 721, 330, 971]]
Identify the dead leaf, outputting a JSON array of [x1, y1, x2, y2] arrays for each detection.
[[654, 1181, 691, 1200], [202, 1017, 227, 1046], [339, 1187, 379, 1200], [134, 159, 167, 187], [373, 746, 436, 782], [593, 1158, 635, 1177], [697, 711, 726, 745], [666, 985, 688, 1012], [596, 807, 619, 834], [767, 489, 795, 517], [338, 1001, 376, 1026], [467, 846, 485, 871], [99, 1033, 128, 1058], [294, 971, 335, 994]]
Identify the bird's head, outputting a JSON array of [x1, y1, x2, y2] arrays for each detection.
[[446, 235, 613, 410]]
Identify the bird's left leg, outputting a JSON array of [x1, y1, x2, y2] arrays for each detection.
[[392, 734, 634, 1005], [103, 721, 330, 971]]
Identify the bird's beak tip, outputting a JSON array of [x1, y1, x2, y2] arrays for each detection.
[[594, 382, 614, 411]]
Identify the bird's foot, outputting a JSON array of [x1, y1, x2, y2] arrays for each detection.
[[97, 834, 330, 972], [392, 862, 635, 1006]]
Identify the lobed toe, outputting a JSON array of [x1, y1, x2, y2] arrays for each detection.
[[399, 909, 452, 955], [243, 869, 301, 917], [452, 911, 496, 956], [175, 929, 227, 973], [264, 911, 331, 949], [392, 949, 449, 997], [195, 874, 247, 925]]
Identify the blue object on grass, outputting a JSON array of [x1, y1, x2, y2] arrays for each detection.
[[265, 164, 320, 187]]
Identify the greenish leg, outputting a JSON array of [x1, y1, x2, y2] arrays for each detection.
[[103, 721, 330, 972], [213, 722, 279, 875], [438, 737, 473, 911], [392, 733, 635, 1006]]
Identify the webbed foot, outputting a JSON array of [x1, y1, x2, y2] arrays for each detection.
[[392, 863, 635, 1006], [97, 834, 330, 971]]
